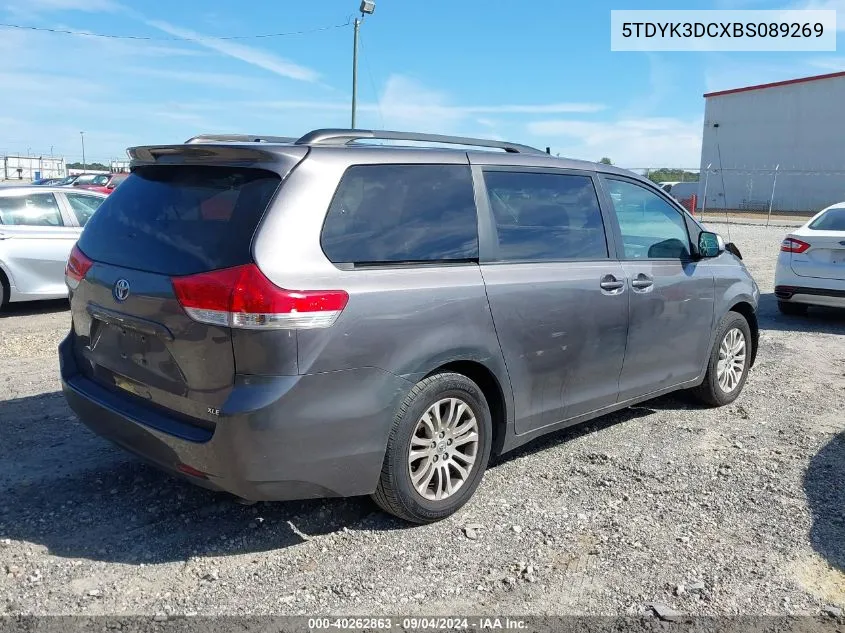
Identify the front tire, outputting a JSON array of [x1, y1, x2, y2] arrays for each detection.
[[372, 372, 492, 524], [692, 311, 752, 407], [778, 300, 807, 316]]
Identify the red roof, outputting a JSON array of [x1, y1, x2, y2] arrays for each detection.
[[703, 70, 845, 98]]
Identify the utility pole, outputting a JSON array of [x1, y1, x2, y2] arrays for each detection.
[[351, 1, 375, 129], [352, 17, 360, 128], [80, 131, 86, 171]]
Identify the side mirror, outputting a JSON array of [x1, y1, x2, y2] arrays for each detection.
[[698, 231, 725, 258], [107, 182, 116, 189]]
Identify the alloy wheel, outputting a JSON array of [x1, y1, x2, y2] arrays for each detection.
[[717, 327, 747, 393], [407, 397, 479, 501]]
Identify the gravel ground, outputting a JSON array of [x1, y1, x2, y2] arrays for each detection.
[[0, 223, 843, 618]]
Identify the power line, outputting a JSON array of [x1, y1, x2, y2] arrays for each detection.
[[0, 18, 351, 41], [357, 30, 384, 129]]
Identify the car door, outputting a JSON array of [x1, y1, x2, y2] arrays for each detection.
[[475, 165, 628, 435], [599, 175, 715, 401], [0, 191, 79, 297]]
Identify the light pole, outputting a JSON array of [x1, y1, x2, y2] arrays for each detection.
[[351, 0, 375, 129], [80, 131, 86, 171]]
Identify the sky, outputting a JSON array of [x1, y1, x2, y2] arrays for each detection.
[[1, 0, 844, 168]]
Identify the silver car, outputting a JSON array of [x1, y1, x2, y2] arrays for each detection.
[[0, 186, 107, 307]]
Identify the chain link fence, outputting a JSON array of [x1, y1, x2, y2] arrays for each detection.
[[627, 166, 845, 223]]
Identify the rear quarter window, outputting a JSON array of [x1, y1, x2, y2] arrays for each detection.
[[320, 164, 478, 265], [77, 165, 281, 275], [810, 207, 845, 231]]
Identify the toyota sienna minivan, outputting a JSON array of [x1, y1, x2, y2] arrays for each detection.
[[60, 129, 760, 523]]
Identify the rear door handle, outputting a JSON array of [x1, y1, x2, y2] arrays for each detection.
[[631, 273, 654, 290], [600, 274, 625, 294]]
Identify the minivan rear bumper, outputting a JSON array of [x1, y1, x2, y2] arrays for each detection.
[[60, 334, 410, 501]]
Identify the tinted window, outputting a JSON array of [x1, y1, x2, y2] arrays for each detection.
[[77, 165, 281, 275], [810, 207, 845, 231], [0, 193, 63, 226], [603, 178, 690, 259], [321, 164, 478, 265], [483, 170, 607, 262], [73, 174, 98, 185], [65, 193, 105, 227]]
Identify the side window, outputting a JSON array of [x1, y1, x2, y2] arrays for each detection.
[[65, 193, 105, 227], [321, 164, 478, 265], [0, 193, 63, 226], [482, 170, 608, 262], [603, 178, 691, 260]]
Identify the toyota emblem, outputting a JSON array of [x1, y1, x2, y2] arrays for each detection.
[[113, 279, 131, 302]]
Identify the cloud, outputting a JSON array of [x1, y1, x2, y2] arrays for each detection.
[[789, 0, 845, 30], [16, 0, 118, 9], [528, 117, 703, 167], [807, 56, 845, 70], [123, 67, 265, 90], [373, 75, 604, 131], [141, 18, 320, 82], [2, 0, 118, 18]]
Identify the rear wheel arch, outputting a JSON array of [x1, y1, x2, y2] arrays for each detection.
[[727, 301, 758, 367], [425, 360, 509, 459]]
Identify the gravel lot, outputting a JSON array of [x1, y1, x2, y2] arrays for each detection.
[[1, 222, 843, 618]]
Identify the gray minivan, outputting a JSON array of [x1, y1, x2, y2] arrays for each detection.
[[60, 129, 760, 523]]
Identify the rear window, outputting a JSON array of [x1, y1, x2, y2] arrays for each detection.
[[320, 164, 478, 265], [77, 165, 281, 275], [810, 207, 845, 231]]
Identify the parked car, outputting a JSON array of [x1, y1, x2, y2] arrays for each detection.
[[60, 129, 760, 523], [32, 177, 64, 186], [0, 187, 107, 307], [76, 173, 128, 195], [54, 175, 80, 186], [775, 202, 845, 314]]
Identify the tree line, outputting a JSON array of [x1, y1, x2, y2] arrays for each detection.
[[67, 161, 110, 171], [598, 158, 699, 183]]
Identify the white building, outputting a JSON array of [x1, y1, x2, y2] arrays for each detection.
[[2, 156, 66, 181], [699, 71, 845, 214]]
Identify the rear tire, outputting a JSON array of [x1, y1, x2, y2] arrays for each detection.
[[692, 311, 752, 407], [778, 300, 807, 316], [372, 372, 492, 524]]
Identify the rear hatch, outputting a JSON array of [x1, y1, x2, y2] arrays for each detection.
[[67, 146, 306, 428], [788, 218, 845, 280]]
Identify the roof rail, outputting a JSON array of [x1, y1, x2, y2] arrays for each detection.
[[295, 129, 545, 154], [184, 134, 298, 144]]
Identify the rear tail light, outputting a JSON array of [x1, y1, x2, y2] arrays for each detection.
[[171, 264, 348, 330], [780, 237, 810, 253], [65, 244, 94, 289]]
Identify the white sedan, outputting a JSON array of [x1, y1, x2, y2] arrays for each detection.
[[775, 202, 845, 314]]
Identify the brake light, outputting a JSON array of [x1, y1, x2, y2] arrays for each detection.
[[781, 238, 810, 253], [171, 264, 348, 329], [65, 244, 94, 289]]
